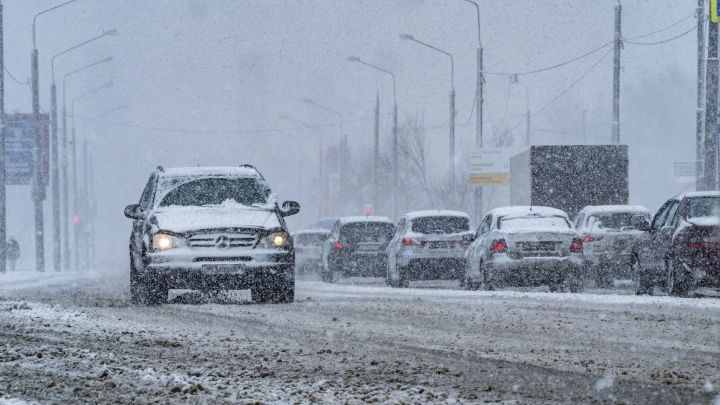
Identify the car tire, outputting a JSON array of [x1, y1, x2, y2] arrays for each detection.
[[631, 254, 653, 295], [130, 245, 166, 306], [666, 257, 689, 298], [252, 274, 294, 304], [463, 260, 480, 291], [480, 262, 495, 291], [594, 265, 612, 289]]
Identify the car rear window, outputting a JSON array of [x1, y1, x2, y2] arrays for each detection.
[[498, 216, 571, 231], [411, 216, 470, 234], [296, 233, 329, 245], [587, 212, 649, 231], [159, 178, 268, 207], [340, 222, 395, 243], [688, 197, 720, 218]]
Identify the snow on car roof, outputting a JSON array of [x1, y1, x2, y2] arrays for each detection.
[[578, 205, 651, 215], [404, 210, 470, 220], [293, 229, 331, 235], [339, 216, 393, 224], [682, 191, 720, 198], [160, 166, 262, 178], [488, 206, 568, 218]]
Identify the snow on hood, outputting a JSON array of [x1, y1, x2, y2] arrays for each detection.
[[151, 202, 280, 233]]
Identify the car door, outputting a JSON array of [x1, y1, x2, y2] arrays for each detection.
[[470, 214, 493, 266], [131, 174, 157, 261], [651, 199, 681, 269], [322, 221, 340, 268], [638, 199, 674, 272], [387, 218, 406, 258]]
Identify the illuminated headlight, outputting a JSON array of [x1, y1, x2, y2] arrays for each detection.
[[152, 233, 185, 251], [258, 231, 290, 249]]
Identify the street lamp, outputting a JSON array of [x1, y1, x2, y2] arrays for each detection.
[[303, 98, 345, 216], [400, 33, 456, 182], [30, 0, 79, 273], [347, 56, 399, 220], [280, 114, 325, 219], [70, 81, 113, 271], [50, 29, 117, 272], [61, 56, 112, 271]]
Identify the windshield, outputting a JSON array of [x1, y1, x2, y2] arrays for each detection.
[[498, 215, 571, 231], [340, 222, 395, 243], [411, 216, 470, 234], [295, 233, 329, 245], [587, 212, 648, 230], [688, 197, 720, 218], [158, 178, 268, 207]]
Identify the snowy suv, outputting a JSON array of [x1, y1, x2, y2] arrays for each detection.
[[124, 166, 300, 305]]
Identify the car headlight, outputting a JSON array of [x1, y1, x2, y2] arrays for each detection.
[[152, 233, 185, 251], [257, 231, 290, 249]]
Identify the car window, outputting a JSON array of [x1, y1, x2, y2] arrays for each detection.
[[651, 200, 674, 230], [498, 215, 571, 230], [396, 218, 406, 236], [688, 197, 720, 218], [574, 213, 585, 229], [296, 233, 330, 245], [479, 215, 492, 235], [139, 174, 156, 210], [158, 177, 268, 207], [411, 216, 470, 234], [663, 201, 681, 227], [587, 212, 648, 231], [339, 222, 395, 243]]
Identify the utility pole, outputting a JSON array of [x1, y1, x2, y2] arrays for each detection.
[[582, 109, 587, 144], [373, 91, 379, 209], [703, 14, 719, 191], [50, 83, 60, 271], [318, 148, 323, 218], [31, 49, 45, 272], [697, 0, 706, 187], [449, 88, 456, 182], [0, 0, 5, 274], [612, 1, 622, 144], [82, 139, 88, 270]]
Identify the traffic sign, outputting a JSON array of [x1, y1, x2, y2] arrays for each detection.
[[469, 148, 511, 186], [713, 0, 720, 23], [674, 161, 703, 177], [5, 114, 50, 185]]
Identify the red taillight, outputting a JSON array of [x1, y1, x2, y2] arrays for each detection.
[[689, 237, 704, 250], [402, 238, 425, 247], [294, 247, 303, 253], [571, 237, 583, 252], [334, 242, 343, 249], [492, 239, 507, 253], [583, 234, 603, 243]]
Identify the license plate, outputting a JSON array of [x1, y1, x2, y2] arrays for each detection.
[[202, 264, 244, 274], [522, 242, 554, 251], [430, 242, 454, 249]]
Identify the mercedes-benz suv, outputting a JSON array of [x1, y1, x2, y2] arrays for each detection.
[[124, 166, 300, 305]]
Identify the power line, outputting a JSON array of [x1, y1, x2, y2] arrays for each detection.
[[483, 40, 612, 76], [624, 24, 697, 46], [624, 12, 696, 41], [4, 66, 28, 85]]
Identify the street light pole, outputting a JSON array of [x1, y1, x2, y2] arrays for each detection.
[[347, 56, 398, 219], [400, 34, 455, 183], [303, 99, 345, 216], [50, 30, 116, 272], [70, 81, 112, 270], [31, 0, 79, 273], [61, 57, 112, 270], [0, 0, 5, 274]]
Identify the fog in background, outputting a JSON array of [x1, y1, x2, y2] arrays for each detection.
[[2, 0, 698, 270]]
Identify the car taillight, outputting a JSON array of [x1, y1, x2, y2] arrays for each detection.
[[492, 239, 507, 253], [571, 237, 583, 252], [294, 247, 303, 253], [583, 234, 603, 243], [402, 238, 425, 247], [334, 242, 343, 249], [689, 237, 704, 250]]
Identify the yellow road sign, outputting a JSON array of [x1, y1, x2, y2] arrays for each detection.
[[469, 173, 510, 187], [713, 0, 720, 23]]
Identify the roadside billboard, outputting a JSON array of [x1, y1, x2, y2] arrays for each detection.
[[5, 114, 50, 186]]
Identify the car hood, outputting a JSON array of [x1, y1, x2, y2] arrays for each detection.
[[150, 205, 281, 233]]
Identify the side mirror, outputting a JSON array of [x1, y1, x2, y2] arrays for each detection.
[[280, 201, 300, 217], [462, 233, 476, 242], [124, 204, 144, 220], [630, 215, 650, 232]]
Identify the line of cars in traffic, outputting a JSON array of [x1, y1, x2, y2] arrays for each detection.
[[295, 192, 720, 297]]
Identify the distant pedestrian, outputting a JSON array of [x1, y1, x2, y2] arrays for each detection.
[[6, 236, 20, 272]]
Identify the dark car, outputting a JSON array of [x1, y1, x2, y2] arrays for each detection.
[[631, 192, 720, 296], [124, 166, 300, 305], [321, 217, 395, 282]]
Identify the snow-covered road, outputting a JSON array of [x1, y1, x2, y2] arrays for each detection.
[[0, 270, 718, 404]]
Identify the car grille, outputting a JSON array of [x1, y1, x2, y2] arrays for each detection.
[[187, 233, 258, 249], [192, 257, 252, 262]]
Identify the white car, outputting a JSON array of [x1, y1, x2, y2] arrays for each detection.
[[292, 229, 331, 274], [463, 206, 584, 292], [385, 210, 473, 288], [573, 205, 651, 288]]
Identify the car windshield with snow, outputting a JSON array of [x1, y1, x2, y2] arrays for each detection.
[[463, 207, 584, 292], [124, 166, 300, 305]]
